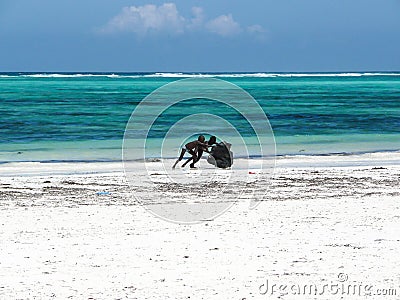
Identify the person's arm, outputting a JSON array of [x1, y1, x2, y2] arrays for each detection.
[[197, 141, 210, 148], [197, 141, 212, 153]]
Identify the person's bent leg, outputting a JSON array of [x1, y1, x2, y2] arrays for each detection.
[[182, 157, 193, 167], [188, 149, 198, 168], [189, 157, 197, 168], [172, 148, 186, 168], [182, 149, 203, 167], [190, 149, 203, 168]]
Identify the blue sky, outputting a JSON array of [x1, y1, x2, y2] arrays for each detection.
[[0, 0, 399, 72]]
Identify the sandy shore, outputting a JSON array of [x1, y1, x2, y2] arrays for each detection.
[[1, 153, 400, 299]]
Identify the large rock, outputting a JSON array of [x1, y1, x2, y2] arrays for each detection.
[[207, 142, 233, 168]]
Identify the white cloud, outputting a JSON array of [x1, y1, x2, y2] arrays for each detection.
[[100, 3, 264, 39], [101, 3, 185, 35], [188, 6, 204, 29], [205, 14, 242, 37], [247, 24, 265, 35]]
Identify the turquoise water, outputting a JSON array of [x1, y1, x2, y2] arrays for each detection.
[[0, 72, 399, 163]]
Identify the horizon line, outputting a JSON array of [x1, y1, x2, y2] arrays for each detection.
[[1, 70, 400, 74]]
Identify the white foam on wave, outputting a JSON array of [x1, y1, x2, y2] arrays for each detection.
[[20, 73, 118, 78], [1, 72, 399, 79], [141, 72, 400, 78]]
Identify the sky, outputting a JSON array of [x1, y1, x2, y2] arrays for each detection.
[[0, 0, 399, 72]]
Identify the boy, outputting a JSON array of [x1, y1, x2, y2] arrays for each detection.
[[181, 136, 217, 168], [172, 135, 210, 169]]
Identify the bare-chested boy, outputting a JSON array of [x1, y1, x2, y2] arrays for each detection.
[[172, 135, 210, 169], [181, 135, 217, 168]]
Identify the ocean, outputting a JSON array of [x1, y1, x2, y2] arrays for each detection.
[[0, 72, 399, 163]]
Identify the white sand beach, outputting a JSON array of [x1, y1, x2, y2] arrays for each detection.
[[1, 153, 400, 299]]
